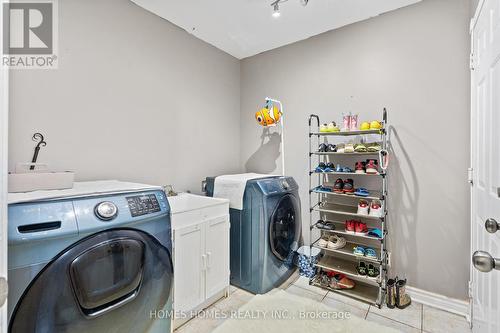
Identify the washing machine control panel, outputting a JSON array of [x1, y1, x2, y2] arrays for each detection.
[[126, 194, 161, 217]]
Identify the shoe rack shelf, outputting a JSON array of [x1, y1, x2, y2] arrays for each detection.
[[307, 109, 389, 309], [311, 188, 383, 201]]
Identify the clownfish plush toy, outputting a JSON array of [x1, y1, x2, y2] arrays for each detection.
[[255, 100, 282, 127]]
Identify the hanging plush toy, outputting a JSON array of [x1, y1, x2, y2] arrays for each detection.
[[255, 99, 282, 127]]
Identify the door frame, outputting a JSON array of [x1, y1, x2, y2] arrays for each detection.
[[0, 0, 9, 330], [469, 0, 486, 328]]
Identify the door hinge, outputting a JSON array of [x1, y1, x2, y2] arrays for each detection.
[[468, 168, 474, 185], [470, 53, 475, 71], [468, 280, 473, 299]]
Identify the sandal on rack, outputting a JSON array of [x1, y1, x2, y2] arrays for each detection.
[[365, 247, 377, 259], [367, 264, 380, 279], [353, 246, 366, 256], [345, 143, 355, 153], [354, 143, 367, 152], [356, 262, 367, 276], [315, 220, 335, 231]]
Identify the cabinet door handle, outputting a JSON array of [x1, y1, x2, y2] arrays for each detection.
[[201, 254, 207, 270], [206, 252, 212, 269]]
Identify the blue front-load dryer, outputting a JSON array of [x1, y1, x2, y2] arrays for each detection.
[[7, 182, 173, 333], [207, 176, 301, 294]]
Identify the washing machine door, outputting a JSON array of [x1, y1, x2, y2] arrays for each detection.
[[9, 229, 173, 333], [269, 194, 301, 262]]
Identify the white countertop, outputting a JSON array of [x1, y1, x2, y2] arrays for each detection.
[[168, 193, 229, 214]]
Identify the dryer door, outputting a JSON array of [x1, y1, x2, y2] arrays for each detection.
[[269, 194, 301, 262], [9, 229, 173, 333]]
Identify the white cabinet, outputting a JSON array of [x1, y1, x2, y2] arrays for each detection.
[[169, 194, 230, 327]]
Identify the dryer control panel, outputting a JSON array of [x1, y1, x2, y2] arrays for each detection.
[[257, 177, 298, 195], [126, 194, 161, 217]]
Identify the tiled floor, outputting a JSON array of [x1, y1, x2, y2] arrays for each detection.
[[175, 276, 471, 333]]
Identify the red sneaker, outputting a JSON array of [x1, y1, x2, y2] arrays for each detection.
[[345, 220, 356, 233], [343, 179, 355, 194], [355, 161, 366, 174], [365, 159, 379, 174], [355, 221, 368, 235]]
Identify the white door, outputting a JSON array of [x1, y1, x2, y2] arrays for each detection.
[[205, 216, 229, 299], [471, 1, 500, 332], [0, 0, 9, 331], [173, 223, 205, 313]]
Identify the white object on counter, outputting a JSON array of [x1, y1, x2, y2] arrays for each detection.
[[213, 173, 272, 210], [168, 193, 230, 328], [8, 163, 75, 193]]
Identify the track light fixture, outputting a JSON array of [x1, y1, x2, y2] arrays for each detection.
[[271, 0, 309, 18]]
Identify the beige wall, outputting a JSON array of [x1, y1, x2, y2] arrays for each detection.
[[240, 0, 471, 300], [8, 0, 241, 193]]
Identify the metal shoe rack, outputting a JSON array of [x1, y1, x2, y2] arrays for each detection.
[[307, 109, 388, 308]]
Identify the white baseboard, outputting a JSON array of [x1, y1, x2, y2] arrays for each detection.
[[407, 286, 470, 323]]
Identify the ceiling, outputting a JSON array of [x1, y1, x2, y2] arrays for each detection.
[[131, 0, 422, 59]]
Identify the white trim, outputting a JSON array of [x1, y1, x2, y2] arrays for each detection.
[[470, 0, 485, 33], [407, 286, 470, 323], [0, 0, 8, 330]]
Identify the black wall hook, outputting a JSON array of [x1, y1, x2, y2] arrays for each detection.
[[30, 133, 47, 170]]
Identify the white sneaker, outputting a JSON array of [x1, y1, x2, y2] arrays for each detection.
[[327, 235, 346, 250], [357, 200, 369, 215], [318, 236, 329, 248], [369, 200, 384, 217]]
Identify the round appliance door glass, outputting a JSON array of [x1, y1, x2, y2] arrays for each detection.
[[9, 229, 173, 333], [269, 194, 301, 261]]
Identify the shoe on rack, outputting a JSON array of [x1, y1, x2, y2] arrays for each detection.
[[356, 262, 367, 276], [357, 200, 369, 215], [386, 277, 397, 309], [366, 142, 381, 152], [354, 221, 368, 235], [354, 188, 370, 197], [329, 273, 355, 290], [318, 235, 329, 248], [353, 246, 366, 256], [365, 159, 379, 174], [396, 278, 412, 309], [318, 143, 328, 152], [354, 143, 367, 153], [367, 263, 380, 279], [369, 200, 384, 218], [315, 220, 335, 231], [336, 143, 345, 153], [345, 220, 356, 234], [327, 235, 346, 250], [355, 161, 366, 174], [320, 124, 329, 133], [334, 178, 344, 193], [328, 122, 340, 132], [344, 142, 355, 153], [324, 162, 335, 172], [327, 144, 337, 152], [315, 162, 326, 173], [365, 247, 377, 259], [343, 179, 355, 194]]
